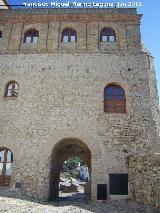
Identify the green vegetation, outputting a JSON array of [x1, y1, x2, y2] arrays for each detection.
[[60, 156, 86, 179]]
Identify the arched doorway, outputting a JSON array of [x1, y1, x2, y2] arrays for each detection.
[[49, 138, 91, 201], [0, 147, 13, 185]]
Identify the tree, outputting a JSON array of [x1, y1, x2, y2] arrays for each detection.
[[62, 156, 80, 172]]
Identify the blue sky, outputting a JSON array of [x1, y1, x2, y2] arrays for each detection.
[[138, 0, 160, 100], [8, 0, 160, 99]]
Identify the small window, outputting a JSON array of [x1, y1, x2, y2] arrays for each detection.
[[61, 28, 77, 43], [0, 31, 2, 40], [104, 84, 126, 113], [23, 29, 39, 44], [5, 81, 19, 98], [0, 147, 13, 186], [100, 28, 116, 42]]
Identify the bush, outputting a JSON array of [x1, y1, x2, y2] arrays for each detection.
[[62, 156, 80, 172], [61, 156, 81, 179]]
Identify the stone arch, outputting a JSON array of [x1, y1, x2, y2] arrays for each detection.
[[0, 146, 12, 153], [47, 128, 107, 164], [49, 138, 91, 200], [103, 81, 128, 97], [41, 129, 108, 201]]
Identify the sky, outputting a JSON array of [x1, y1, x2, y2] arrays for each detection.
[[7, 0, 160, 100], [138, 0, 160, 100]]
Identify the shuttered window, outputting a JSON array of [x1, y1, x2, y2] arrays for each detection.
[[61, 28, 77, 43], [104, 84, 126, 113], [24, 29, 39, 44], [100, 28, 116, 42]]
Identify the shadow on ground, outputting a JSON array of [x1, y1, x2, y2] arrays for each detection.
[[0, 188, 159, 213]]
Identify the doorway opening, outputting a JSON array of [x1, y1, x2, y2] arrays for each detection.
[[49, 138, 91, 201], [0, 147, 13, 186], [58, 156, 90, 201]]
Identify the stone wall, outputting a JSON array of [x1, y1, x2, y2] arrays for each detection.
[[147, 54, 160, 152], [0, 52, 159, 200], [0, 8, 159, 205], [129, 154, 160, 208], [0, 8, 142, 53]]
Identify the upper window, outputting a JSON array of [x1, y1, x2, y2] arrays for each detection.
[[100, 28, 116, 42], [0, 147, 13, 186], [104, 84, 126, 113], [23, 29, 39, 44], [61, 28, 77, 43], [0, 31, 2, 40], [5, 81, 19, 98]]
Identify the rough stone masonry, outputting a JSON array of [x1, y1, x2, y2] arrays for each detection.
[[0, 8, 159, 207]]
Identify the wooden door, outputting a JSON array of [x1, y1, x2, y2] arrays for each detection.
[[0, 148, 12, 186]]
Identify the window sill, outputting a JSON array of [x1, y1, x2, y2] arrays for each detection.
[[23, 42, 38, 45], [103, 112, 127, 114], [3, 96, 18, 100], [61, 41, 76, 43]]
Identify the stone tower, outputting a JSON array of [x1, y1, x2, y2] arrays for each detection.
[[0, 8, 159, 207]]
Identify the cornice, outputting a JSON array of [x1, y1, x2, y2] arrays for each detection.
[[0, 13, 142, 24]]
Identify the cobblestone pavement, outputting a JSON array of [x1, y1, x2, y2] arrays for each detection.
[[0, 190, 159, 213]]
